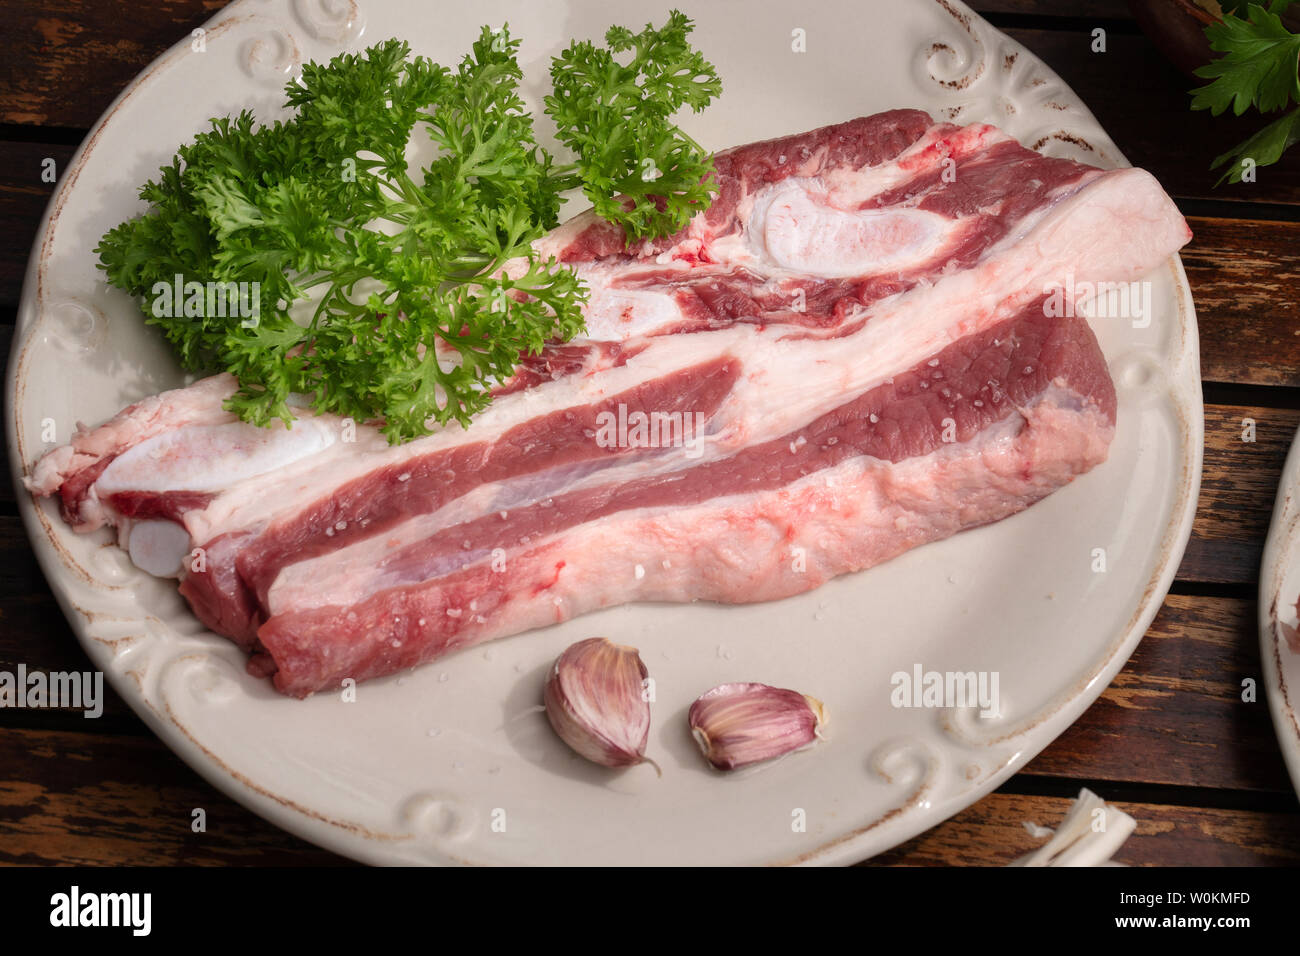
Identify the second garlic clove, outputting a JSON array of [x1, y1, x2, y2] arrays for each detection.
[[688, 682, 826, 771]]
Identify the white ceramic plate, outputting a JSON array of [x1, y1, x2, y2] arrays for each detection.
[[1260, 430, 1300, 800], [7, 0, 1201, 865]]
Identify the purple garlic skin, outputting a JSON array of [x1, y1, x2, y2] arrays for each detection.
[[688, 682, 826, 771], [544, 637, 653, 769]]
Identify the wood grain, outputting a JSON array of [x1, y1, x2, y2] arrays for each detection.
[[1180, 403, 1299, 585], [1185, 218, 1300, 388], [1001, 27, 1300, 205], [0, 728, 346, 865], [1027, 594, 1295, 793], [1, 0, 226, 128], [0, 141, 75, 310], [0, 730, 1294, 866], [868, 791, 1300, 866]]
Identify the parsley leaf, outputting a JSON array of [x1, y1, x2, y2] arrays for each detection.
[[546, 10, 722, 240], [1210, 103, 1300, 183], [1188, 1, 1300, 185], [95, 17, 721, 441], [1192, 1, 1300, 115]]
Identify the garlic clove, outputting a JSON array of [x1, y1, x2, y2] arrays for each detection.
[[688, 682, 826, 771], [544, 637, 657, 771]]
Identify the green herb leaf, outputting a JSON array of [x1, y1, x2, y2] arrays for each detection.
[[1191, 1, 1300, 116], [546, 10, 722, 241], [1209, 103, 1300, 182]]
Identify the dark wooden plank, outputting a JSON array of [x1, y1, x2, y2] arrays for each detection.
[[0, 517, 136, 723], [1, 0, 227, 129], [1003, 28, 1300, 206], [1027, 594, 1293, 793], [870, 791, 1300, 865], [976, 1, 1134, 17], [0, 141, 76, 310], [0, 727, 349, 865], [1185, 217, 1300, 389], [0, 537, 1290, 859], [0, 325, 17, 506], [0, 729, 1293, 866], [1179, 403, 1298, 585]]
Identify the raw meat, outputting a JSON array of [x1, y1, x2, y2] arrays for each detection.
[[25, 110, 1192, 697]]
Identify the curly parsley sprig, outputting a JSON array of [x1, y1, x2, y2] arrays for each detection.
[[545, 10, 722, 240], [95, 14, 720, 442]]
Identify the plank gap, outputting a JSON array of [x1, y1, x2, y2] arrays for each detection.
[[1166, 579, 1256, 600], [0, 124, 89, 147], [0, 710, 149, 737], [1002, 773, 1300, 812], [1203, 380, 1300, 411], [981, 12, 1143, 35], [1177, 197, 1300, 223]]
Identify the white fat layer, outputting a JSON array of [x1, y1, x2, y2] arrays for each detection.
[[580, 284, 687, 339], [335, 397, 1114, 653], [98, 418, 336, 495], [266, 440, 726, 613]]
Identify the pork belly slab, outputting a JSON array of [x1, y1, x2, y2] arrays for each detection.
[[26, 109, 1191, 697]]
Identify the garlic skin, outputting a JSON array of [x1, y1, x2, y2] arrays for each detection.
[[544, 637, 654, 770], [1011, 789, 1136, 866], [689, 682, 826, 771]]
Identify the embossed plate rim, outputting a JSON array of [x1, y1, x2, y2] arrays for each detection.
[[1260, 426, 1300, 801]]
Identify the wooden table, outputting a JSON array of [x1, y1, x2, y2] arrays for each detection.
[[1, 0, 1298, 866]]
